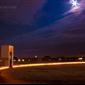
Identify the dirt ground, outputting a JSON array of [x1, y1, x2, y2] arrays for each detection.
[[1, 64, 85, 84]]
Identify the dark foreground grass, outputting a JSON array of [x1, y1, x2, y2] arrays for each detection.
[[2, 64, 85, 84]]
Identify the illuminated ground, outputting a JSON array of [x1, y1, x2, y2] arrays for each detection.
[[1, 62, 85, 84]]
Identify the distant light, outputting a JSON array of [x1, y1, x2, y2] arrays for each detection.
[[28, 59, 30, 61], [78, 57, 83, 61], [13, 60, 16, 62], [18, 59, 21, 62], [35, 56, 38, 58], [58, 58, 62, 61], [22, 59, 25, 62], [0, 60, 2, 62]]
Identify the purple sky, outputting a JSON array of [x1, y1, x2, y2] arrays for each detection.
[[0, 0, 85, 57]]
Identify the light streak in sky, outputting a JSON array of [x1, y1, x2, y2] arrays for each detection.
[[13, 62, 85, 68]]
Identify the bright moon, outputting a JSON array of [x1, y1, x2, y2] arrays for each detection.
[[70, 0, 80, 9], [68, 0, 80, 13]]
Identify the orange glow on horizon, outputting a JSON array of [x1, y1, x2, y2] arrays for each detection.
[[0, 62, 85, 71], [0, 66, 9, 70], [13, 62, 85, 68]]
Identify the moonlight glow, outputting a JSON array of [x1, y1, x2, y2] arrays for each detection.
[[71, 0, 80, 8], [67, 0, 81, 13], [70, 0, 80, 10]]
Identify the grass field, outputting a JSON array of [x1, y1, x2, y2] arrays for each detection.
[[2, 64, 85, 84]]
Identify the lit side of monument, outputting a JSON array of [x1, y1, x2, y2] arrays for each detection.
[[1, 45, 14, 67]]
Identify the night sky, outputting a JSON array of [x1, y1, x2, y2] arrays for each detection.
[[0, 0, 85, 57]]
